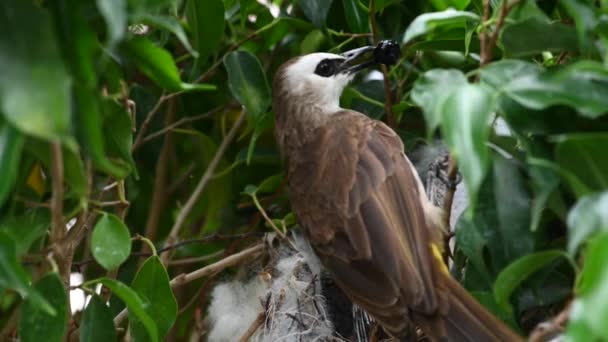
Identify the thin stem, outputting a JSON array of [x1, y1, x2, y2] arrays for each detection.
[[114, 243, 265, 326], [161, 109, 248, 265], [132, 93, 166, 152]]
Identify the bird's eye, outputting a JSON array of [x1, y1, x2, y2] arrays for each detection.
[[314, 59, 336, 77]]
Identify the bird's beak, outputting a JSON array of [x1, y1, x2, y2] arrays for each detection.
[[338, 40, 401, 74]]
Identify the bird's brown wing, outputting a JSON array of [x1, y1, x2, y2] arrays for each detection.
[[287, 111, 443, 334]]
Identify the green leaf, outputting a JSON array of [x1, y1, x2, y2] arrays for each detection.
[[186, 0, 225, 63], [567, 191, 608, 254], [136, 14, 197, 57], [80, 295, 117, 342], [91, 213, 132, 271], [88, 277, 158, 342], [102, 100, 137, 178], [19, 273, 68, 342], [567, 233, 608, 340], [246, 111, 274, 164], [342, 0, 368, 33], [410, 69, 468, 138], [492, 154, 535, 260], [560, 0, 598, 54], [440, 83, 494, 208], [96, 0, 127, 46], [429, 0, 470, 11], [480, 59, 543, 89], [123, 37, 183, 91], [502, 61, 608, 118], [130, 256, 177, 341], [501, 17, 578, 57], [0, 122, 24, 207], [0, 1, 72, 142], [493, 250, 566, 314], [173, 129, 232, 233], [555, 133, 608, 192], [528, 159, 561, 232], [402, 9, 479, 44], [300, 29, 326, 54], [122, 37, 216, 92], [224, 51, 271, 123], [25, 139, 88, 201], [297, 0, 334, 28], [50, 0, 129, 178], [0, 209, 50, 256], [0, 232, 54, 315], [257, 174, 284, 194]]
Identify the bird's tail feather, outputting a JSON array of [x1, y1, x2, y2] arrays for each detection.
[[438, 274, 523, 342]]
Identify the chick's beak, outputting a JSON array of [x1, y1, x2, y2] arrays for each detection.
[[338, 40, 401, 74]]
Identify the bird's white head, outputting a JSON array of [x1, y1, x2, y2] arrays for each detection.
[[275, 53, 353, 114]]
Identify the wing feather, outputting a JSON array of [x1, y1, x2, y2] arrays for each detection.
[[288, 111, 443, 335]]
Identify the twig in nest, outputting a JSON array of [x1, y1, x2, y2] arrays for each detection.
[[239, 311, 266, 342], [113, 243, 266, 326]]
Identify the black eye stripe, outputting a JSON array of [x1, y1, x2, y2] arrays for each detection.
[[314, 58, 344, 77]]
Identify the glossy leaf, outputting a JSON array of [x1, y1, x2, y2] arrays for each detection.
[[501, 17, 578, 57], [0, 1, 72, 142], [122, 37, 216, 92], [130, 256, 177, 341], [567, 233, 608, 340], [0, 232, 54, 315], [50, 0, 129, 178], [102, 99, 137, 177], [89, 277, 158, 342], [567, 191, 608, 254], [492, 154, 535, 259], [0, 122, 24, 207], [186, 0, 224, 63], [96, 0, 127, 46], [480, 59, 543, 89], [123, 37, 183, 91], [342, 0, 368, 33], [429, 0, 470, 10], [440, 83, 494, 207], [410, 69, 468, 138], [81, 295, 117, 342], [91, 213, 132, 271], [493, 250, 566, 314], [0, 209, 50, 256], [297, 0, 334, 28], [502, 61, 608, 118], [224, 51, 271, 123], [402, 9, 479, 44], [19, 273, 68, 342], [136, 14, 197, 57], [555, 133, 608, 192]]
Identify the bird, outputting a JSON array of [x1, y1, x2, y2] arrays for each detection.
[[272, 43, 523, 342]]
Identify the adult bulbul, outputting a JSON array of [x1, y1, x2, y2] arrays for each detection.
[[272, 43, 522, 341]]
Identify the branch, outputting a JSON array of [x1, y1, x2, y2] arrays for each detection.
[[114, 243, 266, 325], [369, 0, 396, 128], [480, 0, 519, 67], [161, 109, 248, 265], [140, 99, 175, 255], [132, 93, 166, 152], [50, 142, 65, 243], [239, 311, 265, 342], [140, 104, 231, 146], [49, 141, 72, 288]]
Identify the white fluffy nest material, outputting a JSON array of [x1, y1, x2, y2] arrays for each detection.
[[207, 146, 468, 342], [207, 234, 345, 342]]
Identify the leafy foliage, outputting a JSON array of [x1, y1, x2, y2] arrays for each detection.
[[1, 0, 607, 340]]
